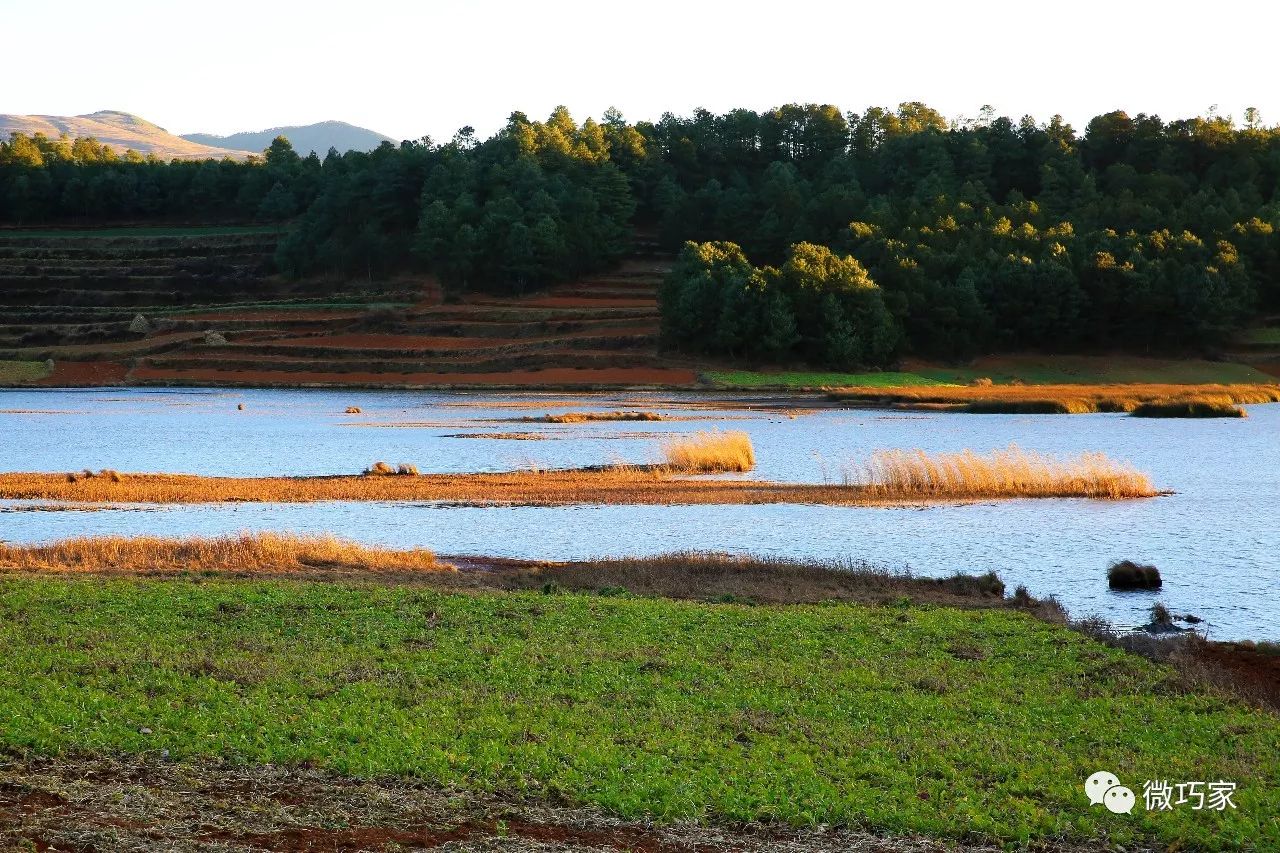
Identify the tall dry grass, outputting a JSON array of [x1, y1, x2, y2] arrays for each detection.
[[660, 430, 755, 473], [0, 533, 446, 575], [844, 445, 1157, 499]]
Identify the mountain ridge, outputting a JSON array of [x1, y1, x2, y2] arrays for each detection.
[[182, 120, 395, 156]]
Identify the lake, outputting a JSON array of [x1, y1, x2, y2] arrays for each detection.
[[1, 387, 1276, 639]]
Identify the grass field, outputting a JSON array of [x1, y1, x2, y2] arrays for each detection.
[[828, 383, 1280, 415], [0, 577, 1274, 849], [0, 360, 49, 383], [703, 370, 950, 388], [705, 356, 1277, 390], [912, 355, 1277, 386]]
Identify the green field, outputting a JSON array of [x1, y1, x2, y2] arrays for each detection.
[[1, 577, 1275, 849], [705, 356, 1277, 389], [0, 225, 282, 238], [0, 360, 49, 383], [1241, 328, 1280, 345], [703, 370, 951, 389]]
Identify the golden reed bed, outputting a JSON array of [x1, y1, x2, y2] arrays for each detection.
[[0, 446, 1157, 505], [847, 446, 1155, 500], [0, 533, 446, 575]]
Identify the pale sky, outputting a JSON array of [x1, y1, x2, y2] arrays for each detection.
[[4, 0, 1278, 141]]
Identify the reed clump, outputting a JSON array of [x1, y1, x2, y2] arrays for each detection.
[[660, 430, 755, 473], [67, 469, 123, 483], [1108, 560, 1163, 590], [363, 461, 419, 476], [844, 445, 1157, 500], [0, 533, 446, 575], [1130, 395, 1247, 418]]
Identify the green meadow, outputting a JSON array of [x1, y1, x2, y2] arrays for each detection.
[[1, 577, 1275, 850]]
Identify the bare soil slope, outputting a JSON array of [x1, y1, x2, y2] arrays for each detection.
[[0, 110, 248, 160]]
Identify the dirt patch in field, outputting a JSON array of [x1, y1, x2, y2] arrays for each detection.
[[0, 752, 1094, 852], [1182, 640, 1280, 710], [39, 360, 130, 386]]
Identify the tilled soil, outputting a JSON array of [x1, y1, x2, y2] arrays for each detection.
[[0, 753, 1130, 853]]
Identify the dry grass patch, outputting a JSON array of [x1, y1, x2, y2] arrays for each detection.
[[0, 533, 446, 576], [660, 430, 755, 473], [844, 445, 1157, 500], [828, 382, 1280, 415]]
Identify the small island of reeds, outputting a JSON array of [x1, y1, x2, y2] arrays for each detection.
[[0, 436, 1159, 506]]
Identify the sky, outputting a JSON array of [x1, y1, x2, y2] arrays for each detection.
[[4, 0, 1278, 141]]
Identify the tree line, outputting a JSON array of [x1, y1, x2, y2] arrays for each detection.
[[3, 102, 1278, 364]]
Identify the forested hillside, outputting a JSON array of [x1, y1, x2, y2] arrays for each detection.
[[3, 103, 1278, 366]]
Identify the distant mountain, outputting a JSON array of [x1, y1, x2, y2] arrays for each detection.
[[0, 111, 248, 160], [182, 121, 395, 156]]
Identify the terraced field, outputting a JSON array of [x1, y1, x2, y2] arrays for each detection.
[[0, 231, 696, 388]]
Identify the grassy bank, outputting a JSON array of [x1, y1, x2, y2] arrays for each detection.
[[704, 355, 1277, 390], [703, 370, 949, 389], [0, 575, 1273, 849], [828, 382, 1280, 414]]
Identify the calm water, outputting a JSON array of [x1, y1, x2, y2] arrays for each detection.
[[1, 387, 1276, 639]]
